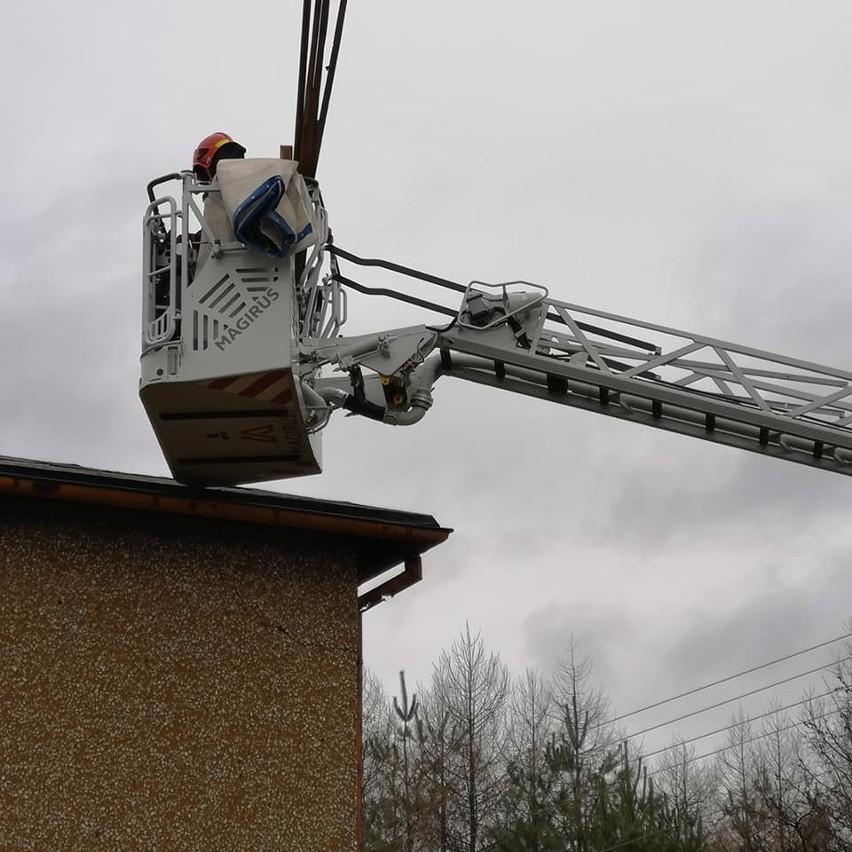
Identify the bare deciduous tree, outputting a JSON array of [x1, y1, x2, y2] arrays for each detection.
[[432, 622, 510, 852], [655, 739, 718, 837], [752, 705, 816, 852], [716, 715, 767, 852], [802, 645, 852, 851]]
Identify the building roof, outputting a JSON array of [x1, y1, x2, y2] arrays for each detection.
[[0, 456, 451, 610]]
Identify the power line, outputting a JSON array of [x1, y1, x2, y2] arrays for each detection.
[[641, 686, 839, 761], [609, 630, 852, 727], [645, 705, 841, 780], [602, 696, 843, 805], [621, 653, 852, 743]]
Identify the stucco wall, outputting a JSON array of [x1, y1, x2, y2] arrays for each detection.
[[0, 495, 360, 850]]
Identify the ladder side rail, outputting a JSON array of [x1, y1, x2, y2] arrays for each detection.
[[639, 354, 852, 416], [659, 360, 849, 387], [530, 298, 852, 421], [439, 330, 852, 453], [535, 340, 849, 412], [623, 354, 852, 423], [538, 295, 852, 383], [667, 366, 852, 417], [667, 368, 852, 416], [529, 328, 852, 390], [443, 357, 852, 477], [788, 384, 852, 418]]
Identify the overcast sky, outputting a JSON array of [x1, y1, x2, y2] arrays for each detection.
[[3, 0, 852, 755]]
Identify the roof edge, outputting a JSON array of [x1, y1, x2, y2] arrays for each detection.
[[0, 457, 452, 550]]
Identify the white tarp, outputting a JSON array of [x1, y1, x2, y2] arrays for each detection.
[[216, 158, 317, 258]]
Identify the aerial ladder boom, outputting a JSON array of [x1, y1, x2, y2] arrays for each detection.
[[305, 265, 852, 480], [440, 288, 852, 475], [140, 168, 852, 486]]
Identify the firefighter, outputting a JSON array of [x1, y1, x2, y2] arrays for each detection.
[[191, 133, 246, 271], [192, 132, 246, 182]]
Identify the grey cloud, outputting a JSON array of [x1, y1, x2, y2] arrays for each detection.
[[661, 572, 852, 697], [522, 550, 852, 726], [523, 601, 640, 694], [599, 451, 852, 549]]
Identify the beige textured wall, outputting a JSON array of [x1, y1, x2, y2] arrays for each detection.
[[0, 496, 360, 851]]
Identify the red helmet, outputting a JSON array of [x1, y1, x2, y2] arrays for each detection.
[[192, 132, 246, 181]]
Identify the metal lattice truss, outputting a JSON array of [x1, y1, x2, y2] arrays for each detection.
[[441, 291, 852, 475]]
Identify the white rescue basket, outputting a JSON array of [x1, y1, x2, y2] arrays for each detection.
[[140, 162, 324, 487]]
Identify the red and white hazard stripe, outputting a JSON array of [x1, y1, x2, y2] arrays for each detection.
[[203, 370, 293, 406]]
